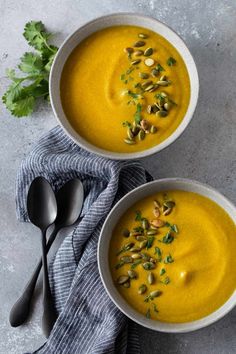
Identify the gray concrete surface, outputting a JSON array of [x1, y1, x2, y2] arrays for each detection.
[[0, 0, 236, 353]]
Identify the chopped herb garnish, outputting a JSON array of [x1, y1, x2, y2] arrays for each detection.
[[134, 103, 142, 124], [153, 303, 159, 313], [146, 236, 154, 249], [131, 259, 142, 269], [126, 67, 134, 75], [156, 63, 165, 72], [164, 254, 174, 264], [135, 210, 143, 221], [167, 57, 176, 66], [159, 231, 174, 244], [116, 242, 134, 256], [154, 93, 165, 104], [160, 268, 166, 276], [127, 90, 142, 100], [154, 246, 162, 258], [146, 308, 151, 319], [120, 73, 126, 81]]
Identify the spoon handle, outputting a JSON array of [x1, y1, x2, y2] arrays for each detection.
[[9, 227, 59, 327], [41, 229, 57, 338]]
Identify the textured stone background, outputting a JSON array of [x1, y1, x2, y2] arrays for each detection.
[[0, 0, 236, 353]]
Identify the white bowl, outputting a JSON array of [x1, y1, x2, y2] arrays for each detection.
[[50, 13, 199, 160], [98, 178, 236, 332]]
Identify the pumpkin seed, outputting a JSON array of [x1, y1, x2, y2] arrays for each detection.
[[147, 105, 152, 114], [153, 207, 160, 217], [150, 257, 157, 264], [164, 102, 171, 111], [128, 270, 137, 279], [143, 262, 156, 270], [134, 50, 144, 56], [138, 130, 145, 141], [117, 275, 129, 284], [120, 256, 133, 264], [136, 235, 147, 241], [142, 219, 149, 230], [124, 47, 134, 54], [151, 219, 166, 228], [157, 80, 169, 86], [127, 128, 134, 140], [144, 58, 155, 67], [130, 246, 141, 252], [123, 281, 130, 288], [157, 110, 168, 117], [141, 80, 153, 88], [148, 272, 155, 285], [131, 59, 141, 65], [154, 200, 161, 208], [150, 290, 162, 298], [139, 240, 148, 249], [150, 125, 157, 134], [144, 47, 153, 56], [140, 119, 149, 131], [160, 75, 166, 81], [147, 229, 158, 235], [124, 138, 136, 145], [160, 91, 168, 97], [141, 253, 151, 261], [164, 201, 176, 208], [152, 104, 159, 113], [151, 69, 159, 77], [138, 33, 148, 39], [145, 84, 155, 92], [131, 126, 140, 136], [131, 253, 142, 259], [122, 228, 130, 237], [134, 40, 146, 47], [138, 284, 147, 294], [139, 72, 149, 79], [163, 208, 172, 216]]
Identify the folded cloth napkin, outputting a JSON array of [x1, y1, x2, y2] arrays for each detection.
[[16, 126, 153, 354]]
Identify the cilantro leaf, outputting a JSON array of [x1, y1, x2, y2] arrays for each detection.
[[18, 52, 43, 74], [134, 103, 142, 124]]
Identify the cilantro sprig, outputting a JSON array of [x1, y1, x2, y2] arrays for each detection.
[[2, 21, 58, 117]]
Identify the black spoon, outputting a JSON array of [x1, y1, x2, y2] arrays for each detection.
[[9, 178, 84, 331]]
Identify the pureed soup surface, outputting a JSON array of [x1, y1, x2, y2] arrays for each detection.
[[109, 190, 236, 323], [61, 26, 190, 152]]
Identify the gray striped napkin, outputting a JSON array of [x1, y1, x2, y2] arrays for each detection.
[[16, 126, 152, 354]]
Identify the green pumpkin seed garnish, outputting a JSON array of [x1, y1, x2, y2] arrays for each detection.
[[147, 105, 152, 114], [144, 84, 155, 92], [150, 290, 162, 298], [160, 75, 167, 81], [151, 219, 166, 228], [120, 256, 133, 264], [134, 40, 146, 47], [131, 253, 142, 260], [139, 72, 149, 79], [134, 50, 144, 56], [127, 128, 134, 140], [136, 235, 147, 242], [141, 80, 153, 88], [164, 254, 174, 263], [144, 47, 153, 56], [146, 308, 151, 319], [116, 242, 135, 255], [148, 272, 155, 285], [144, 58, 155, 67], [128, 269, 138, 279], [131, 259, 142, 269], [130, 246, 142, 252], [131, 126, 140, 136], [131, 59, 141, 65], [164, 102, 171, 111], [138, 129, 145, 141], [151, 69, 159, 77], [164, 201, 176, 209], [138, 33, 148, 39], [147, 229, 158, 236], [123, 281, 130, 288], [115, 261, 125, 269], [150, 125, 157, 134], [157, 80, 169, 86], [159, 231, 174, 244], [142, 261, 155, 270], [117, 275, 130, 284], [157, 110, 168, 118], [124, 47, 134, 54], [167, 56, 176, 66], [124, 138, 136, 145], [139, 240, 148, 249], [141, 252, 151, 261], [138, 284, 147, 294], [160, 268, 166, 276], [142, 218, 149, 230]]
